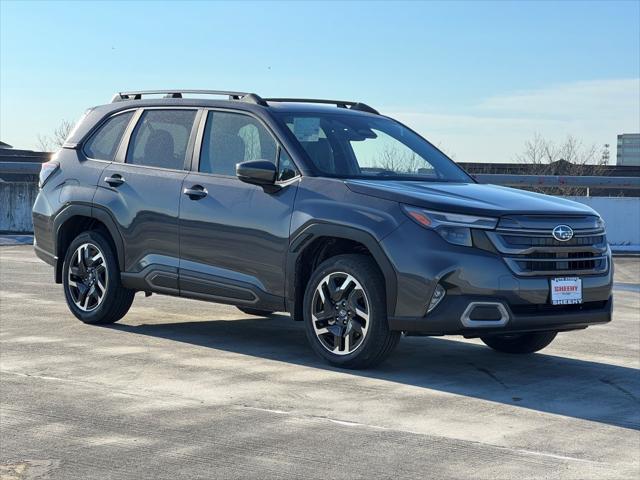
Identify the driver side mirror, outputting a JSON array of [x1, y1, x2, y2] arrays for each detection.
[[236, 160, 277, 186]]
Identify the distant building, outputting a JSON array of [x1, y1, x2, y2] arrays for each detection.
[[616, 133, 640, 166]]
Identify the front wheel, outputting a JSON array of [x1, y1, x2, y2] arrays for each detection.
[[481, 331, 557, 354], [303, 254, 400, 369]]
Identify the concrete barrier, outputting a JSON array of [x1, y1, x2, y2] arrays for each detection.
[[565, 196, 640, 252], [0, 182, 38, 233]]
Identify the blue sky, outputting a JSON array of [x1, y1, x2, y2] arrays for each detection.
[[1, 0, 639, 162]]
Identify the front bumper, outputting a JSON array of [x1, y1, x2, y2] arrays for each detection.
[[389, 295, 612, 337], [380, 220, 613, 335]]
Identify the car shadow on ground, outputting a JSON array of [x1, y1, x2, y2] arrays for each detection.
[[108, 314, 640, 431]]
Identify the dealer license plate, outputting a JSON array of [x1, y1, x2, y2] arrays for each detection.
[[550, 277, 583, 305]]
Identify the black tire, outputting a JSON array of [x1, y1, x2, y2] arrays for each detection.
[[303, 254, 400, 369], [62, 230, 134, 324], [480, 331, 558, 354], [237, 307, 275, 317]]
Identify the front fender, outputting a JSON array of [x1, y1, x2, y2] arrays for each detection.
[[285, 177, 405, 320]]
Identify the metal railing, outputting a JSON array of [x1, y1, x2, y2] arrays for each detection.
[[473, 174, 640, 190]]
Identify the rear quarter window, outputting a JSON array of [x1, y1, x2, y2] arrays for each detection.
[[83, 111, 134, 161]]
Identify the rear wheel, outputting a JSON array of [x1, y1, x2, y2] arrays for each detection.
[[303, 254, 400, 369], [62, 231, 134, 324], [237, 307, 275, 317], [481, 331, 557, 354]]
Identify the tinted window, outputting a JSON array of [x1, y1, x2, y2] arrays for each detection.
[[199, 111, 277, 175], [84, 111, 133, 160], [126, 110, 196, 170]]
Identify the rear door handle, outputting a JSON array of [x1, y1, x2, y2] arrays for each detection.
[[183, 185, 207, 199], [104, 174, 125, 186]]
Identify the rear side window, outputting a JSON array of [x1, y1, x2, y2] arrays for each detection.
[[83, 111, 134, 161], [126, 109, 196, 170], [199, 111, 277, 175]]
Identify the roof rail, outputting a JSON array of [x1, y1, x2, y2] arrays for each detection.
[[110, 90, 267, 106], [264, 98, 379, 115]]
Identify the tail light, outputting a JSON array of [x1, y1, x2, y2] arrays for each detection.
[[39, 160, 60, 188]]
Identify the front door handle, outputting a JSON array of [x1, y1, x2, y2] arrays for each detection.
[[104, 174, 125, 187], [183, 185, 207, 199]]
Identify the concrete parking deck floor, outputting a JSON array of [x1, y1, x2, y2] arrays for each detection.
[[1, 246, 638, 479]]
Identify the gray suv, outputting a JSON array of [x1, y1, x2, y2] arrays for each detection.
[[33, 90, 613, 368]]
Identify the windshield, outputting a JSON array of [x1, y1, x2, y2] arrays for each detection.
[[275, 112, 472, 182]]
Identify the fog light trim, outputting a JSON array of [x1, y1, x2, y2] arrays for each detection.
[[460, 302, 510, 327], [427, 284, 446, 313]]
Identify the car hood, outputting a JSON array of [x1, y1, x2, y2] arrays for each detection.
[[344, 180, 597, 217]]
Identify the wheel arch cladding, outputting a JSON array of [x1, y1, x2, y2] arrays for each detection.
[[54, 205, 125, 283], [287, 223, 398, 322]]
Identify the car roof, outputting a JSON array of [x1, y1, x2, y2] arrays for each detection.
[[108, 90, 379, 114], [100, 97, 378, 114], [65, 95, 380, 146]]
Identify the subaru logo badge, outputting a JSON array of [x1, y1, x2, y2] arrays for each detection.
[[552, 225, 574, 242]]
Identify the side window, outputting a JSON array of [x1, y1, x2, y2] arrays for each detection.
[[199, 111, 277, 175], [277, 149, 298, 181], [83, 111, 134, 161], [283, 118, 336, 173], [126, 110, 196, 170]]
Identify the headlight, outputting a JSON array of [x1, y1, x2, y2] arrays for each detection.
[[401, 205, 497, 247]]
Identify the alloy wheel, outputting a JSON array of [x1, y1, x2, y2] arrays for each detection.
[[67, 243, 108, 312], [311, 272, 370, 355]]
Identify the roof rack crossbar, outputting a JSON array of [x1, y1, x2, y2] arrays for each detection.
[[264, 98, 379, 115], [111, 90, 267, 106]]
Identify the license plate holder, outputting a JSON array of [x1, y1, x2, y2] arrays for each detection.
[[550, 277, 583, 305]]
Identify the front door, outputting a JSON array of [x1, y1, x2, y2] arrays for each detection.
[[178, 110, 299, 310]]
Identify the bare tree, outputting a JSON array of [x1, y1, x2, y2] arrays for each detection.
[[436, 142, 457, 161], [374, 144, 422, 173], [37, 120, 74, 152], [601, 143, 610, 164], [514, 134, 608, 195], [514, 133, 554, 167]]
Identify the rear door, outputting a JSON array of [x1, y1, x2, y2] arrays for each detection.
[[94, 108, 200, 293], [178, 109, 299, 310]]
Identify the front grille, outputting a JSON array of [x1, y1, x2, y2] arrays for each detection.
[[487, 223, 609, 277], [500, 234, 605, 248]]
